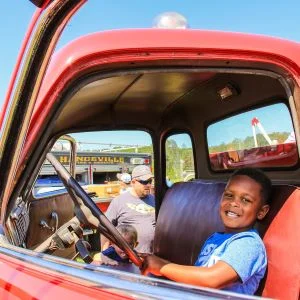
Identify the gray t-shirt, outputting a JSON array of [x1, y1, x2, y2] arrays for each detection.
[[105, 191, 155, 254]]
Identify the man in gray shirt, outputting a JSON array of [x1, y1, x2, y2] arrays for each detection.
[[102, 165, 155, 254]]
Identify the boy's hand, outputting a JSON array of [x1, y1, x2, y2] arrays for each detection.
[[141, 255, 170, 276]]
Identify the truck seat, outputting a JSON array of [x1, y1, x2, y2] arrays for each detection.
[[154, 180, 300, 299]]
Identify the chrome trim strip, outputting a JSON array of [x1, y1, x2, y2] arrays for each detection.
[[59, 134, 77, 177]]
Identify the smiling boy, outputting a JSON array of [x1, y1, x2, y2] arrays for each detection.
[[142, 168, 271, 295]]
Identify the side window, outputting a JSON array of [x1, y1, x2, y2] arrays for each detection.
[[33, 139, 73, 197], [165, 133, 195, 185], [207, 103, 298, 171]]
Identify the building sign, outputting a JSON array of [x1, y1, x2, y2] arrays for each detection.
[[57, 155, 125, 165]]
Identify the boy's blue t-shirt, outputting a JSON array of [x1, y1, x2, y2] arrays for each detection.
[[194, 229, 267, 295]]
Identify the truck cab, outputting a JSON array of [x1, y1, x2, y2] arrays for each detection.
[[0, 1, 299, 299]]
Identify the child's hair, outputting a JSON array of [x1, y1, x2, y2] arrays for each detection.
[[117, 224, 138, 243], [230, 168, 272, 205]]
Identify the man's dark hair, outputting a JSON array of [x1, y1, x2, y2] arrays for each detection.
[[230, 168, 272, 205]]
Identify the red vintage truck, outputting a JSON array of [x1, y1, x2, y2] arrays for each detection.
[[0, 1, 299, 299]]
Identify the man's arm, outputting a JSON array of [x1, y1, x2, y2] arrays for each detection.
[[143, 255, 239, 289], [99, 197, 119, 251]]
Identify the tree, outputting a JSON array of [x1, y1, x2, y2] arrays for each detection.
[[208, 132, 290, 153]]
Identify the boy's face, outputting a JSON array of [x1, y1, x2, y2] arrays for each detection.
[[112, 233, 137, 260], [220, 175, 269, 233]]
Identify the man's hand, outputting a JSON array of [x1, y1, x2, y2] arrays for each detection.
[[141, 255, 170, 276]]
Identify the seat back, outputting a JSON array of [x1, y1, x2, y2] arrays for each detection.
[[154, 181, 225, 265], [256, 185, 300, 299], [154, 181, 300, 299]]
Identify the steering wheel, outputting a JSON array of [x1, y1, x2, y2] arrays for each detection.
[[39, 153, 142, 267]]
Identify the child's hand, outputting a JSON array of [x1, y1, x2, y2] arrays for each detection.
[[141, 255, 170, 276], [92, 253, 119, 266]]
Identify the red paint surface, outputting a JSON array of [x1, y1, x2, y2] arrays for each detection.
[[0, 254, 133, 299], [96, 201, 110, 213]]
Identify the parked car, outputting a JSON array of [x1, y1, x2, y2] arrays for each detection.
[[0, 0, 299, 299]]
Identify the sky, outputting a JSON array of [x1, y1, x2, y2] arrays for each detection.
[[1, 1, 300, 147], [207, 103, 294, 146]]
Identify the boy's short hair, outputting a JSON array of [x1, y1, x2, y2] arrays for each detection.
[[117, 224, 138, 243], [230, 168, 272, 205]]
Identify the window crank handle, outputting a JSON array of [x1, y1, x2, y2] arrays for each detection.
[[39, 220, 54, 232]]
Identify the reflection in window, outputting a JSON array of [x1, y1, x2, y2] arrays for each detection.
[[207, 103, 298, 170]]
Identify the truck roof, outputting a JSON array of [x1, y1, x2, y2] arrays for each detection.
[[35, 28, 300, 115]]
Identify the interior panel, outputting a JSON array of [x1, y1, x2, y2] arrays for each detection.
[[26, 192, 75, 258]]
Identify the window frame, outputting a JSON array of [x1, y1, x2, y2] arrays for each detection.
[[163, 130, 197, 186]]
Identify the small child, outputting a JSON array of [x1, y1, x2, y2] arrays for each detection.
[[142, 168, 272, 295], [93, 224, 138, 265], [117, 173, 132, 194]]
